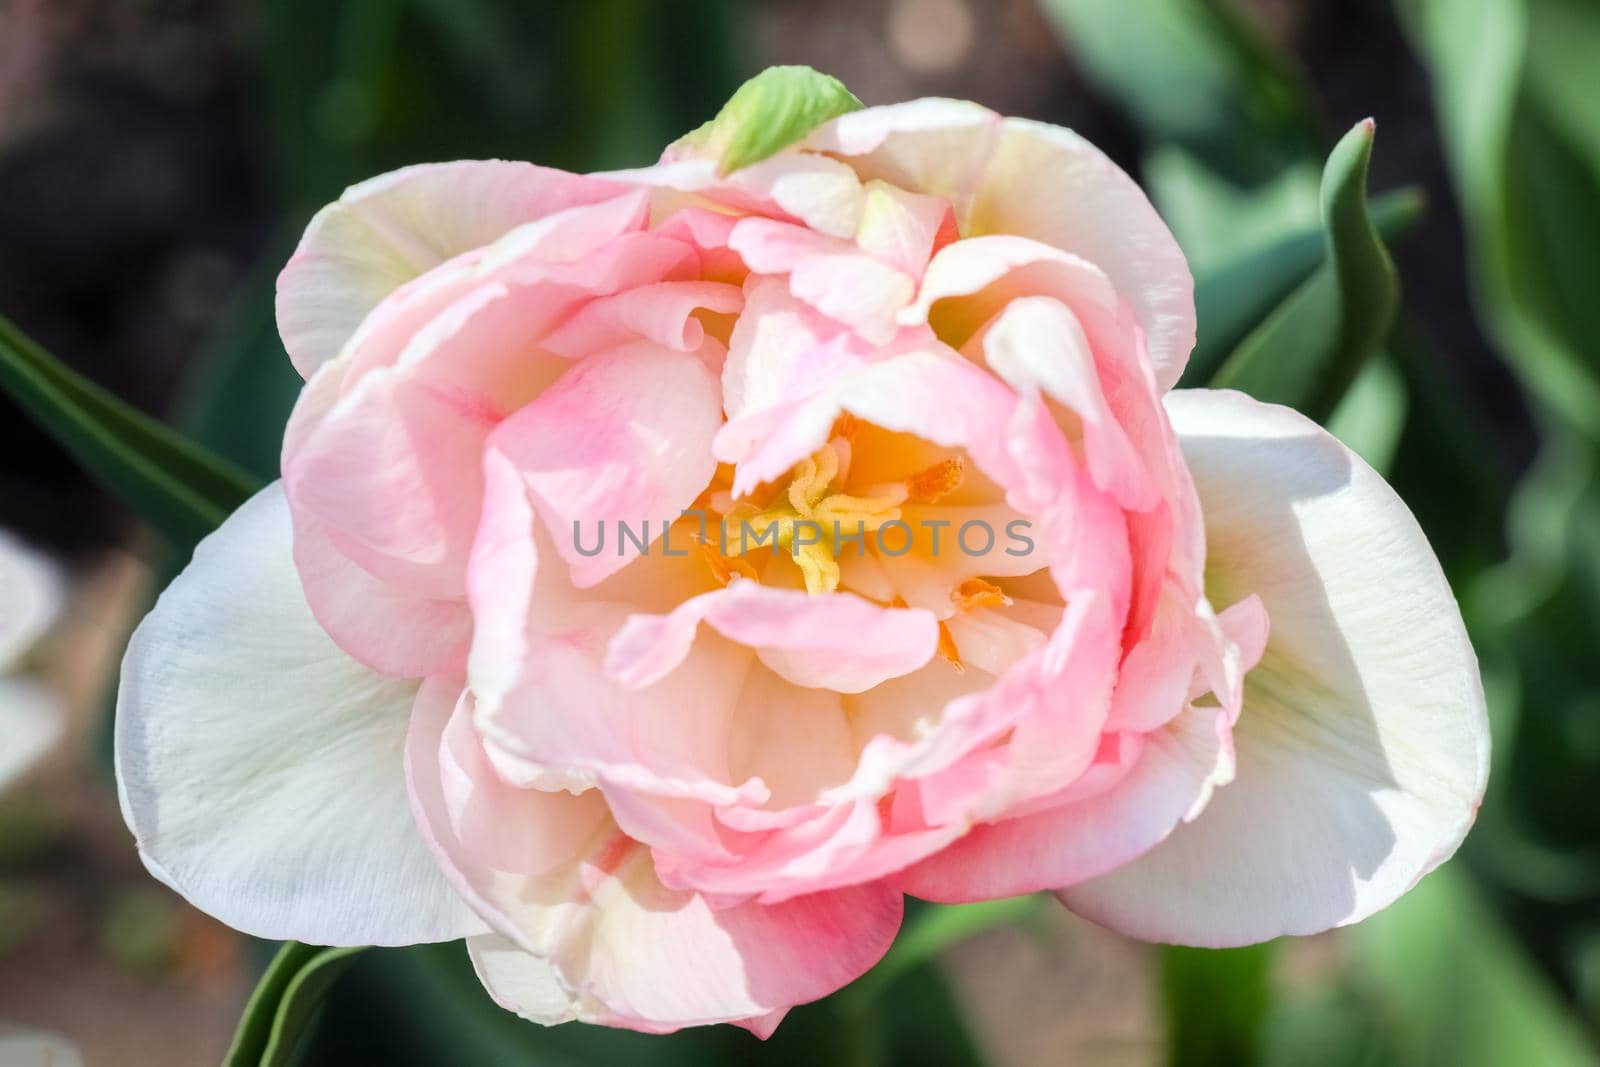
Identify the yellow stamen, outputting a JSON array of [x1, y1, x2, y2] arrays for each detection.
[[933, 578, 1012, 669], [699, 541, 758, 586], [722, 440, 904, 595], [952, 577, 1011, 612], [905, 456, 965, 504], [936, 620, 965, 671]]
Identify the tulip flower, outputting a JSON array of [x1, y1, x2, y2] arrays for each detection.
[[116, 69, 1487, 1035]]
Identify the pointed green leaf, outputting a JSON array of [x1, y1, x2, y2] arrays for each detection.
[[1211, 121, 1402, 421], [0, 313, 260, 548], [224, 942, 366, 1067], [1181, 183, 1422, 388], [678, 65, 862, 176]]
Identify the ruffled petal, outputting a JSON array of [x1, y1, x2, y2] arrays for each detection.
[[484, 342, 723, 589], [277, 161, 628, 376], [466, 485, 749, 800], [406, 683, 903, 1033], [982, 295, 1156, 510], [970, 119, 1195, 391], [810, 105, 1194, 390], [895, 705, 1231, 901], [607, 580, 939, 694]]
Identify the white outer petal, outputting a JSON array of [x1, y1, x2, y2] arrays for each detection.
[[1062, 389, 1489, 945], [115, 483, 481, 945]]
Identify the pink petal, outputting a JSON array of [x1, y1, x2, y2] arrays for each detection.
[[810, 104, 1196, 389], [405, 683, 904, 1032], [718, 346, 1021, 499], [903, 234, 1118, 337], [804, 99, 1001, 217], [428, 681, 612, 876], [291, 508, 473, 678], [789, 254, 915, 345], [610, 153, 867, 240], [727, 219, 916, 344], [854, 179, 954, 278], [1106, 584, 1213, 734], [727, 217, 840, 273], [720, 276, 870, 424], [607, 581, 940, 694], [981, 296, 1157, 510], [972, 118, 1196, 392], [465, 486, 755, 803], [484, 342, 723, 589], [277, 161, 629, 377], [895, 702, 1231, 902], [541, 281, 744, 360]]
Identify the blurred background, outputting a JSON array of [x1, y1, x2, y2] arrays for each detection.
[[1, 0, 1597, 1064]]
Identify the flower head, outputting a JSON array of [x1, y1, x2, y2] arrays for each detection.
[[116, 71, 1488, 1035]]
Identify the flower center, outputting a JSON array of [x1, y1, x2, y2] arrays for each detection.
[[724, 437, 906, 594], [701, 421, 968, 596]]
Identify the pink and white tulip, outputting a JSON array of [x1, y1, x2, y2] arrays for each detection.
[[116, 94, 1488, 1035]]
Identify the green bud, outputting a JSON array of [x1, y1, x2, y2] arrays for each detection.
[[681, 65, 863, 176]]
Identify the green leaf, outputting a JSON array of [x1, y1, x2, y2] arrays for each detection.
[[224, 942, 366, 1067], [1182, 183, 1421, 387], [1524, 0, 1600, 179], [0, 312, 260, 549], [1403, 0, 1600, 439], [1325, 355, 1408, 475], [1163, 942, 1275, 1067], [678, 64, 862, 175], [1210, 121, 1402, 421], [1038, 0, 1316, 183]]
